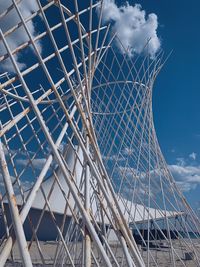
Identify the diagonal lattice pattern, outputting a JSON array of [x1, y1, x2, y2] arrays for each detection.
[[91, 42, 200, 266], [0, 1, 199, 267]]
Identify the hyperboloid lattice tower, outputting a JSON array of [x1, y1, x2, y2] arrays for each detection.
[[0, 1, 200, 266]]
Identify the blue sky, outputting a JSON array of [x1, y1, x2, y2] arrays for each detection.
[[101, 0, 200, 209], [138, 0, 200, 157], [1, 0, 200, 210], [131, 0, 200, 208]]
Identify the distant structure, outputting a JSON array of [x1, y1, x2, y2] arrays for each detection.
[[0, 1, 200, 266]]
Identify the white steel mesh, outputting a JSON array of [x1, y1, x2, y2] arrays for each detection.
[[0, 1, 199, 267]]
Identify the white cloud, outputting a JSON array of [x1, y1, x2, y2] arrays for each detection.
[[102, 153, 124, 162], [2, 144, 35, 158], [0, 0, 41, 72], [17, 158, 46, 170], [121, 184, 152, 200], [0, 173, 15, 193], [189, 152, 197, 160], [118, 166, 139, 179], [21, 180, 34, 191], [176, 157, 186, 166], [169, 164, 200, 192], [98, 0, 161, 58], [122, 147, 134, 156], [117, 161, 200, 193], [175, 181, 197, 192], [0, 172, 33, 195]]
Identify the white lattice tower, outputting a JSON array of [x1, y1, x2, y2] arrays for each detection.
[[91, 39, 200, 266], [0, 1, 200, 267], [0, 1, 145, 266]]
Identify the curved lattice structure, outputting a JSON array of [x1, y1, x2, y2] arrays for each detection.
[[0, 1, 200, 266], [91, 42, 200, 266]]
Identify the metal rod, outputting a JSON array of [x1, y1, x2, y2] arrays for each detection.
[[0, 140, 33, 267], [0, 28, 113, 267]]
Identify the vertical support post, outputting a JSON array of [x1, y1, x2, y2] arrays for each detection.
[[0, 28, 113, 267], [84, 118, 91, 267], [0, 140, 33, 267], [120, 236, 136, 267], [0, 194, 9, 238], [0, 237, 13, 267]]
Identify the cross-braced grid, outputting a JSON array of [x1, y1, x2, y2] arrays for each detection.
[[91, 40, 200, 266], [0, 1, 199, 267]]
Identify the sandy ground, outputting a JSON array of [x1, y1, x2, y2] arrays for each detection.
[[3, 239, 200, 266]]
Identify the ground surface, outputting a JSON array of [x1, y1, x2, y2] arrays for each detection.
[[2, 239, 200, 266]]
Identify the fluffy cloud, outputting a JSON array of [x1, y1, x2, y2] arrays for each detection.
[[0, 0, 41, 72], [117, 160, 200, 193], [169, 164, 200, 192], [176, 157, 186, 167], [118, 166, 138, 179], [189, 152, 197, 160], [122, 147, 134, 156], [17, 158, 46, 170], [102, 153, 124, 162], [99, 0, 161, 58], [0, 172, 33, 195]]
